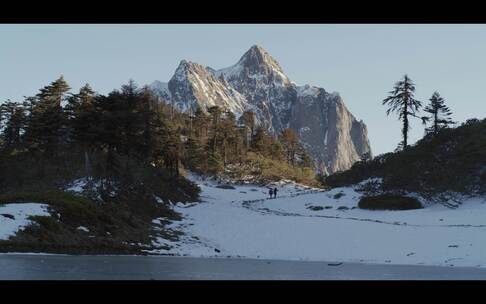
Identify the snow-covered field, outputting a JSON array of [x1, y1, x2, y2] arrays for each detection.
[[0, 203, 50, 240], [150, 175, 486, 268]]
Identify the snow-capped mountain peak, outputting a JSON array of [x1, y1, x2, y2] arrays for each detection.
[[166, 58, 247, 115], [214, 45, 290, 87], [149, 45, 371, 174], [173, 60, 207, 82]]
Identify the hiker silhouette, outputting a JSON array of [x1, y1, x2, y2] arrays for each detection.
[[269, 188, 274, 199], [274, 187, 278, 198]]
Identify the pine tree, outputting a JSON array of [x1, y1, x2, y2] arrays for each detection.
[[92, 82, 138, 175], [279, 128, 300, 166], [119, 79, 141, 158], [0, 100, 27, 151], [138, 86, 164, 162], [24, 76, 71, 154], [207, 106, 222, 155], [162, 130, 181, 176], [382, 75, 423, 150], [239, 110, 256, 148], [220, 111, 237, 167], [299, 149, 312, 168], [250, 126, 269, 154], [208, 106, 222, 126], [65, 84, 98, 175], [268, 139, 285, 161], [423, 91, 454, 135], [235, 126, 249, 162], [94, 93, 122, 154], [184, 134, 205, 173], [193, 107, 208, 139], [66, 83, 96, 129]]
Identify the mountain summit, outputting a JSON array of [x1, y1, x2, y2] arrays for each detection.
[[213, 45, 290, 87], [166, 60, 247, 115], [150, 45, 371, 174]]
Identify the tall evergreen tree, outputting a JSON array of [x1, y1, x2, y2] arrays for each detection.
[[382, 74, 423, 150], [207, 106, 222, 155], [184, 134, 205, 173], [0, 100, 27, 150], [299, 148, 312, 168], [239, 110, 256, 148], [423, 91, 454, 135], [161, 129, 181, 176], [24, 76, 71, 153], [279, 128, 300, 166], [250, 126, 269, 154], [220, 111, 237, 167], [66, 84, 98, 175], [193, 107, 208, 139]]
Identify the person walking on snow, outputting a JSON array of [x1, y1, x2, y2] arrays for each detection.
[[268, 188, 274, 199], [273, 187, 278, 199]]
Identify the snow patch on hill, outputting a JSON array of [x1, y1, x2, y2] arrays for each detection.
[[0, 203, 50, 240]]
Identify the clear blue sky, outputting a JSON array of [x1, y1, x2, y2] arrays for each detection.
[[1, 24, 485, 155]]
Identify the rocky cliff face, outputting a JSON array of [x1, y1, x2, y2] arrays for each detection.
[[150, 45, 371, 174], [161, 60, 247, 115]]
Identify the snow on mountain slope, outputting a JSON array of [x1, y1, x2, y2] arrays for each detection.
[[214, 45, 291, 88], [149, 45, 372, 174], [296, 84, 321, 99], [166, 60, 247, 116], [149, 80, 171, 101], [211, 45, 295, 135], [150, 175, 486, 268]]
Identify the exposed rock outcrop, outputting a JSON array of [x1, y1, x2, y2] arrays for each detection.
[[150, 45, 371, 174]]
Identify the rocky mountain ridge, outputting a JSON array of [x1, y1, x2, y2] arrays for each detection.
[[150, 45, 371, 174]]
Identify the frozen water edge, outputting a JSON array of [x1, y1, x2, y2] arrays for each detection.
[[1, 254, 486, 280], [150, 175, 486, 268]]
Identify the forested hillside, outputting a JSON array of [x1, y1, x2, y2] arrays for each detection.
[[0, 76, 317, 188], [322, 74, 485, 209], [0, 77, 198, 202], [0, 76, 319, 253], [325, 118, 486, 201]]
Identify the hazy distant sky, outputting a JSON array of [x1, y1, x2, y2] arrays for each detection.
[[1, 24, 485, 155]]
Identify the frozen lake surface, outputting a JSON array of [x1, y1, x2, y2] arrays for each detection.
[[1, 254, 486, 280]]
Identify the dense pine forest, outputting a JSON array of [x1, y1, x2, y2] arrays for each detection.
[[0, 77, 195, 202], [0, 76, 316, 191]]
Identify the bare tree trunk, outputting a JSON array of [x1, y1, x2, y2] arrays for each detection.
[[434, 111, 438, 134], [402, 101, 408, 149], [84, 150, 91, 177], [402, 119, 408, 148]]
